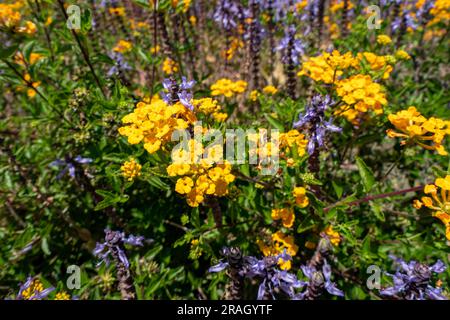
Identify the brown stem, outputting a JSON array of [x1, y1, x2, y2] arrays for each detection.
[[324, 185, 425, 212]]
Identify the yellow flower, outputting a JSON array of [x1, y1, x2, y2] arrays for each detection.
[[223, 37, 243, 60], [210, 78, 248, 98], [414, 176, 450, 240], [15, 52, 44, 66], [162, 57, 178, 75], [119, 99, 196, 154], [356, 52, 394, 79], [45, 16, 53, 26], [271, 208, 295, 228], [17, 73, 40, 98], [395, 50, 411, 60], [262, 85, 278, 95], [293, 187, 309, 208], [323, 225, 341, 246], [212, 112, 228, 122], [377, 35, 392, 45], [113, 40, 132, 53], [0, 3, 22, 28], [250, 90, 260, 101], [189, 15, 197, 25], [120, 158, 142, 181], [55, 292, 70, 300], [257, 231, 299, 270], [109, 7, 126, 16], [298, 50, 358, 84], [335, 74, 387, 116], [279, 130, 308, 156], [150, 45, 160, 54], [19, 278, 50, 300], [387, 107, 449, 155], [17, 20, 37, 35], [176, 176, 194, 194]]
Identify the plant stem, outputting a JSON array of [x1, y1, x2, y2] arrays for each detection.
[[57, 0, 106, 98], [324, 185, 425, 212]]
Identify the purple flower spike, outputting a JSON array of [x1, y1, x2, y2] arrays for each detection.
[[93, 229, 146, 270], [293, 95, 342, 155], [380, 255, 448, 300]]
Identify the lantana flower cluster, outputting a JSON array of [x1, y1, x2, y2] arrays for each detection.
[[258, 231, 299, 270], [387, 106, 449, 155], [118, 97, 197, 154], [167, 139, 235, 207], [210, 78, 248, 98], [414, 176, 450, 240]]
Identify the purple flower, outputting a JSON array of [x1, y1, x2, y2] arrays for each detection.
[[213, 0, 248, 31], [16, 276, 55, 300], [209, 248, 303, 300], [276, 25, 305, 66], [293, 95, 342, 155], [380, 255, 447, 300], [107, 52, 132, 77], [93, 229, 145, 269], [294, 260, 344, 299], [50, 155, 93, 179], [161, 77, 196, 110]]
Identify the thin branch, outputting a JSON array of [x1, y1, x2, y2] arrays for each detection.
[[324, 185, 425, 212], [57, 0, 106, 97]]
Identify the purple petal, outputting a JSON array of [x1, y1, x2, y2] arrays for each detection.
[[208, 261, 229, 273], [429, 260, 446, 274]]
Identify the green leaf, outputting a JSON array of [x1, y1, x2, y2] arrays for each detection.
[[332, 180, 344, 199], [0, 44, 19, 59], [264, 113, 285, 131], [355, 156, 375, 192], [370, 201, 385, 221], [41, 237, 51, 255]]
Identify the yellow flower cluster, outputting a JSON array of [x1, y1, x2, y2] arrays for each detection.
[[271, 208, 295, 228], [395, 49, 411, 60], [0, 2, 22, 28], [168, 140, 235, 207], [0, 2, 37, 34], [377, 35, 392, 45], [192, 98, 228, 122], [210, 78, 248, 98], [118, 98, 196, 154], [330, 0, 354, 12], [387, 106, 449, 155], [162, 58, 179, 75], [293, 187, 309, 208], [113, 40, 132, 53], [109, 7, 126, 16], [336, 74, 387, 115], [19, 279, 46, 300], [298, 50, 358, 84], [279, 130, 308, 156], [55, 292, 71, 300], [357, 52, 394, 80], [428, 0, 450, 26], [323, 225, 341, 246], [224, 37, 243, 61], [257, 231, 299, 270], [121, 158, 142, 181], [16, 20, 37, 35], [413, 176, 450, 240], [263, 85, 278, 95]]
